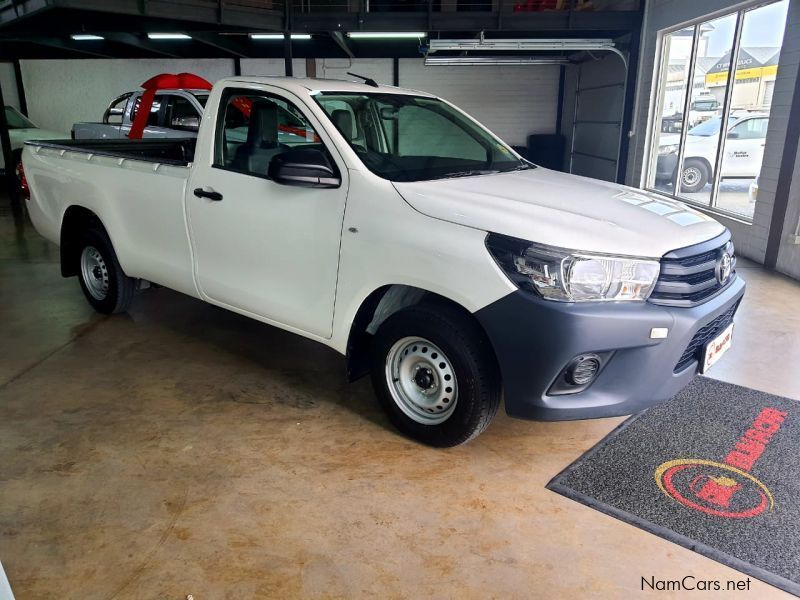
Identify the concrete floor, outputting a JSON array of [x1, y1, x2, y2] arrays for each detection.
[[1, 197, 799, 599]]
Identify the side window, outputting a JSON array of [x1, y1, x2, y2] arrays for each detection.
[[165, 96, 201, 131], [130, 94, 163, 127], [730, 118, 769, 140], [214, 90, 326, 179]]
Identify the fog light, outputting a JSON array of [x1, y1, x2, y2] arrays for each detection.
[[567, 354, 601, 386]]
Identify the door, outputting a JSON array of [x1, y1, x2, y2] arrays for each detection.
[[185, 87, 348, 338], [721, 117, 768, 177]]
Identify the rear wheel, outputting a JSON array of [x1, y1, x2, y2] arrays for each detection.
[[679, 159, 709, 194], [370, 303, 501, 447], [77, 228, 136, 314]]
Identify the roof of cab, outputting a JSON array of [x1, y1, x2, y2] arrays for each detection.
[[217, 76, 435, 97]]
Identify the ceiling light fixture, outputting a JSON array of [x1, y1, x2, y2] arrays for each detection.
[[347, 32, 427, 39], [71, 34, 104, 41], [250, 33, 312, 40], [424, 56, 570, 66], [147, 33, 192, 40], [428, 37, 616, 53]]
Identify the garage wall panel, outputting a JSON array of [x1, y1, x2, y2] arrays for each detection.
[[398, 59, 560, 146], [566, 53, 626, 182], [319, 58, 393, 85], [240, 59, 306, 78], [0, 62, 20, 110], [20, 59, 235, 135]]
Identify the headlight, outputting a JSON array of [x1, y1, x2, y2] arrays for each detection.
[[659, 144, 679, 155], [486, 234, 660, 302]]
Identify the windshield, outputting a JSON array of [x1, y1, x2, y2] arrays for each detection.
[[692, 100, 718, 111], [313, 92, 530, 182], [192, 93, 210, 108], [688, 116, 736, 137], [5, 106, 35, 129]]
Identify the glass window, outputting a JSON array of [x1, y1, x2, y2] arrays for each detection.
[[130, 94, 163, 127], [215, 90, 325, 179], [728, 117, 768, 139], [5, 107, 35, 129], [165, 96, 201, 132], [646, 0, 789, 221], [314, 93, 528, 182], [191, 93, 210, 108]]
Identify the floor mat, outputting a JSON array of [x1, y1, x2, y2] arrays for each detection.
[[547, 377, 800, 596]]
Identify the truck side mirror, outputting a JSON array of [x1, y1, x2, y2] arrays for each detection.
[[727, 131, 740, 139], [268, 148, 341, 188]]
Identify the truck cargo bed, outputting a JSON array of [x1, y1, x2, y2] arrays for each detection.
[[25, 138, 196, 166]]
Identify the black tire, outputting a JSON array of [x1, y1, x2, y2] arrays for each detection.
[[370, 303, 501, 447], [76, 227, 136, 314], [679, 159, 709, 194]]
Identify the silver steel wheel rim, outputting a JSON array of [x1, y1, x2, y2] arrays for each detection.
[[682, 167, 701, 187], [80, 246, 110, 301], [385, 336, 458, 425]]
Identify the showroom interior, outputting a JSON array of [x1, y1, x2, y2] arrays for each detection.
[[1, 0, 800, 597]]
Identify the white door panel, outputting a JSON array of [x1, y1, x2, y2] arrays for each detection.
[[186, 87, 348, 338]]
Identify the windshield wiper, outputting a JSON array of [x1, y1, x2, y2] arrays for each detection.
[[431, 169, 501, 180]]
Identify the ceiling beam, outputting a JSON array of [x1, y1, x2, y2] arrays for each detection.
[[329, 31, 354, 60], [190, 32, 249, 57], [103, 32, 181, 58]]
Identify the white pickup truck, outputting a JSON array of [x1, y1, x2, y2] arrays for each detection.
[[23, 76, 745, 446], [656, 112, 769, 193], [72, 89, 209, 139]]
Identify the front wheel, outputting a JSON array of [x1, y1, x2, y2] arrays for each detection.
[[679, 159, 709, 194], [370, 304, 501, 447], [77, 228, 136, 314]]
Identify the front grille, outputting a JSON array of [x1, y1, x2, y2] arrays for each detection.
[[649, 237, 736, 307], [674, 299, 740, 373]]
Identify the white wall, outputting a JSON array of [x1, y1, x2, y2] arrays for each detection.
[[19, 58, 236, 134], [0, 62, 20, 110], [399, 59, 560, 146], [240, 58, 306, 77]]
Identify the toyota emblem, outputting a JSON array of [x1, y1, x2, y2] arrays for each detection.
[[716, 252, 732, 285]]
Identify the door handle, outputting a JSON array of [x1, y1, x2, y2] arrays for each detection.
[[193, 188, 223, 201]]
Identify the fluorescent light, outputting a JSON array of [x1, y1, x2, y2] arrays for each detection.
[[71, 34, 104, 41], [147, 33, 191, 40], [428, 38, 615, 52], [347, 32, 427, 39], [250, 33, 312, 40], [425, 56, 569, 66]]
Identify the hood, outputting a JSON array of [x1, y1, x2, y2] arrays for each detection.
[[392, 168, 725, 258], [11, 128, 67, 149]]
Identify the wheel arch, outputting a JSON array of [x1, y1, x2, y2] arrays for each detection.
[[345, 284, 499, 383], [60, 205, 106, 277]]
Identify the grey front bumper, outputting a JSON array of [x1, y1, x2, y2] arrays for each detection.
[[474, 276, 746, 421]]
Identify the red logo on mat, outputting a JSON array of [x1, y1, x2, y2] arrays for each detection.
[[654, 407, 787, 519]]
